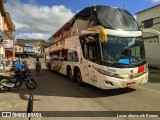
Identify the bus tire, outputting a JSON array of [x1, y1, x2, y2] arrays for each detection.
[[67, 67, 74, 82], [75, 68, 85, 86]]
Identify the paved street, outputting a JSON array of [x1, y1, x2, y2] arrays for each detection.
[[0, 58, 160, 120]]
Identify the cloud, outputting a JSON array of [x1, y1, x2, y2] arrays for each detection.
[[4, 0, 74, 40], [148, 0, 160, 3], [15, 33, 51, 40], [133, 15, 137, 20], [75, 9, 82, 13]]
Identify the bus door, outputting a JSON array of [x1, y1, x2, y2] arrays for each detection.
[[82, 57, 89, 83], [87, 43, 99, 86], [82, 35, 100, 86]]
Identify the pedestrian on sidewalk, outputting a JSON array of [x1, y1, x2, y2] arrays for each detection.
[[1, 58, 6, 70]]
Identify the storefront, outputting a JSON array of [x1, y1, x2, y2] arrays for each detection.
[[0, 45, 4, 67], [2, 39, 14, 59], [5, 48, 13, 58], [0, 30, 3, 67]]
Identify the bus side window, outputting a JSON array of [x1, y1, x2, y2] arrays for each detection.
[[88, 45, 98, 62], [62, 49, 68, 61], [68, 50, 79, 62], [80, 35, 99, 63], [75, 52, 79, 62], [84, 45, 88, 59]]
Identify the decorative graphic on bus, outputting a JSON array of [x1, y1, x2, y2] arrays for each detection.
[[92, 65, 117, 77], [90, 75, 97, 83], [50, 56, 62, 72]]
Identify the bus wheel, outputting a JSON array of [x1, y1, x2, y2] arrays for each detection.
[[67, 67, 74, 82], [76, 69, 85, 86]]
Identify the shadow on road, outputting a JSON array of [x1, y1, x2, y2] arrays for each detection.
[[148, 75, 160, 83], [10, 68, 136, 100]]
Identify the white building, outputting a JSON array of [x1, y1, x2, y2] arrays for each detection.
[[33, 43, 41, 55], [136, 5, 160, 68], [16, 39, 45, 57], [23, 44, 34, 53]]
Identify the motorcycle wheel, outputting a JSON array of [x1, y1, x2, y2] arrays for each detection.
[[0, 79, 12, 92], [14, 78, 23, 88], [26, 79, 37, 90]]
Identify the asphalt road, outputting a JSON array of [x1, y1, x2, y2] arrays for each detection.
[[0, 58, 160, 120]]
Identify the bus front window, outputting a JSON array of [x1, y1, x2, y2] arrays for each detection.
[[101, 36, 146, 65], [93, 6, 139, 31]]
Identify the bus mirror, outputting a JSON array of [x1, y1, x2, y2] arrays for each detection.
[[87, 26, 108, 42]]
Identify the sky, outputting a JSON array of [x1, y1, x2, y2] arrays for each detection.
[[4, 0, 160, 40]]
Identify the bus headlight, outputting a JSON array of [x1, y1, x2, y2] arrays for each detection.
[[115, 74, 131, 80], [115, 72, 147, 80]]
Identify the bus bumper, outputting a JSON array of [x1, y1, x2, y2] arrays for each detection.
[[101, 71, 148, 89]]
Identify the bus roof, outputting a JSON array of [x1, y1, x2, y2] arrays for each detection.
[[53, 5, 119, 36], [50, 5, 138, 44]]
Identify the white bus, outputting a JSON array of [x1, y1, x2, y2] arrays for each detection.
[[45, 5, 148, 89]]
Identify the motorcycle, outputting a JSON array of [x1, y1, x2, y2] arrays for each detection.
[[14, 65, 37, 90], [0, 65, 37, 91], [0, 75, 15, 91]]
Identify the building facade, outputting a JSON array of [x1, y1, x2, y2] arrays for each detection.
[[0, 0, 15, 67], [23, 44, 34, 53], [14, 44, 23, 58], [14, 43, 36, 58], [16, 39, 45, 57], [136, 5, 160, 68]]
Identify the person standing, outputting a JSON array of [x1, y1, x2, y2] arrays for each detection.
[[1, 58, 6, 69], [34, 57, 41, 72], [16, 59, 23, 69]]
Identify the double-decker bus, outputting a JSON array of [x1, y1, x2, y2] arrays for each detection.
[[45, 5, 148, 89]]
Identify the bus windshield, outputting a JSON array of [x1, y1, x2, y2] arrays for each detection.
[[101, 36, 146, 65], [93, 6, 139, 31]]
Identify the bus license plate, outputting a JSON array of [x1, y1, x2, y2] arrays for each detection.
[[127, 82, 136, 87]]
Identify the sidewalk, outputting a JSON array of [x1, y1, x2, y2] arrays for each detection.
[[0, 66, 11, 76]]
